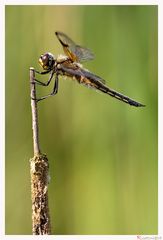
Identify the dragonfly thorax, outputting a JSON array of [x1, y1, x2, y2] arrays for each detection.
[[56, 54, 69, 62], [39, 52, 55, 70]]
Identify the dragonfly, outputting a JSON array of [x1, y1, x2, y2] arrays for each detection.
[[32, 31, 145, 107]]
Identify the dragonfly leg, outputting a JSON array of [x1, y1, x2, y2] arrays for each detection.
[[34, 69, 51, 75], [31, 71, 54, 86], [32, 74, 59, 102]]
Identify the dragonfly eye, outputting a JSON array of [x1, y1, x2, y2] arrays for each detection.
[[39, 52, 55, 70]]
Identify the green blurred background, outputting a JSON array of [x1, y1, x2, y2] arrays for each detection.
[[5, 5, 158, 235]]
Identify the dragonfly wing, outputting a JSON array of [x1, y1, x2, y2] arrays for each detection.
[[80, 68, 106, 84], [59, 62, 145, 107], [60, 62, 106, 85], [73, 45, 94, 62], [55, 31, 94, 62]]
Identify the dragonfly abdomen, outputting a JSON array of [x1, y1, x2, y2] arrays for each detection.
[[95, 82, 145, 107], [75, 70, 145, 107]]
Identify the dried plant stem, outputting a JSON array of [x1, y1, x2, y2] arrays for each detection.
[[30, 68, 40, 155], [29, 68, 51, 235]]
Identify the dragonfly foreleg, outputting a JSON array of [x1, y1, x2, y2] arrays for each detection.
[[34, 69, 51, 75], [33, 74, 59, 102], [31, 71, 55, 86]]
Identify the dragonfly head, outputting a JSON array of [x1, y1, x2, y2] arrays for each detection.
[[39, 52, 55, 70]]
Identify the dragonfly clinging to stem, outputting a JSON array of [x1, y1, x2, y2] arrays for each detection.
[[32, 31, 145, 107]]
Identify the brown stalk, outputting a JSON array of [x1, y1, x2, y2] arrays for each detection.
[[29, 67, 51, 235]]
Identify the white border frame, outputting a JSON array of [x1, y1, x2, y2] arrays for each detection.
[[1, 1, 162, 239]]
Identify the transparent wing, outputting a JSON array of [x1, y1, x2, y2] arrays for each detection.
[[55, 31, 94, 63], [60, 61, 106, 84], [59, 63, 144, 107]]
